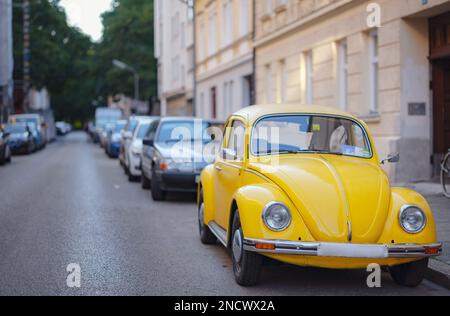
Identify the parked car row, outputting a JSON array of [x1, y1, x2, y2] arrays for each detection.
[[97, 115, 223, 201], [95, 104, 442, 288], [0, 113, 54, 167]]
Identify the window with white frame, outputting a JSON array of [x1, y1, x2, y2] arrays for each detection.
[[187, 0, 194, 21], [338, 40, 348, 110], [369, 30, 379, 113], [208, 13, 217, 56], [304, 51, 313, 104], [239, 0, 249, 36], [223, 0, 233, 47], [265, 0, 273, 16]]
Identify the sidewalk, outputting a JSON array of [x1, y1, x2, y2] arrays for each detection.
[[397, 182, 450, 288]]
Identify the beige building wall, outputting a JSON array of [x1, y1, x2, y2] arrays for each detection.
[[154, 0, 194, 116], [254, 0, 450, 183], [195, 0, 254, 120]]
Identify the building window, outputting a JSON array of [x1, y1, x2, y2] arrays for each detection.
[[239, 0, 249, 36], [223, 0, 233, 47], [208, 13, 217, 56], [304, 51, 313, 104], [265, 0, 272, 16], [369, 30, 379, 113], [338, 40, 348, 110], [264, 64, 272, 103], [187, 0, 194, 21], [276, 60, 286, 103]]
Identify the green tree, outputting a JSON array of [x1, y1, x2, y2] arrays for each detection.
[[13, 0, 157, 123], [13, 0, 97, 122], [93, 0, 157, 101]]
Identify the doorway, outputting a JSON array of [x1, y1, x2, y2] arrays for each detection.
[[430, 12, 450, 160]]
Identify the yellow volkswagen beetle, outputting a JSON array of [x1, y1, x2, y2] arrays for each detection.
[[198, 104, 442, 287]]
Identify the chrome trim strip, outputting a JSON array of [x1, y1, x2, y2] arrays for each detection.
[[243, 238, 442, 259], [208, 221, 227, 247]]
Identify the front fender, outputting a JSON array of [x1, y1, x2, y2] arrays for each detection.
[[233, 183, 315, 242], [378, 188, 437, 244]]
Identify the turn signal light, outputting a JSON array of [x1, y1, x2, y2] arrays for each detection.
[[424, 247, 440, 255], [160, 162, 169, 171], [255, 243, 276, 250]]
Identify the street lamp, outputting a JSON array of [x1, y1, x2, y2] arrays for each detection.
[[112, 59, 140, 101]]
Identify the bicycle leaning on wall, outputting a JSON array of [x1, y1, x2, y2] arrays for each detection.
[[441, 149, 450, 198]]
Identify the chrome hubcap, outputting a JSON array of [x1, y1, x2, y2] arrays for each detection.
[[232, 229, 243, 263]]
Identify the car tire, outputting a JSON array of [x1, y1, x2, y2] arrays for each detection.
[[151, 169, 166, 201], [5, 146, 11, 163], [198, 189, 217, 245], [0, 150, 5, 166], [141, 172, 151, 190], [231, 211, 262, 286], [389, 258, 428, 287], [128, 168, 138, 182]]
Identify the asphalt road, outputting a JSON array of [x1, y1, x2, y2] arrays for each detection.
[[0, 132, 448, 296]]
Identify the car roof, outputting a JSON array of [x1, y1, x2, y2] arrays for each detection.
[[233, 104, 359, 124], [159, 117, 224, 124]]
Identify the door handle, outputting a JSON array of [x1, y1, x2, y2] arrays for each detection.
[[215, 165, 223, 171]]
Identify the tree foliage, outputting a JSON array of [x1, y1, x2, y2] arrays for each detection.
[[13, 0, 157, 123]]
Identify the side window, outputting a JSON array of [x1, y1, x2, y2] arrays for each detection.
[[226, 120, 246, 161], [146, 121, 159, 140]]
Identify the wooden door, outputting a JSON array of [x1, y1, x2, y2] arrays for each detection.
[[432, 59, 450, 154]]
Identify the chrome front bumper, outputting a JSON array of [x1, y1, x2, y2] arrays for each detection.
[[243, 238, 442, 259]]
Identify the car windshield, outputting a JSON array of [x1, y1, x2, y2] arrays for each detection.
[[157, 121, 220, 144], [127, 120, 138, 132], [114, 123, 126, 133], [5, 125, 27, 134], [136, 123, 150, 140], [251, 115, 372, 158]]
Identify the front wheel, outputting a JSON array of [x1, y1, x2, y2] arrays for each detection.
[[389, 258, 428, 287], [231, 211, 262, 286], [441, 153, 450, 198], [151, 169, 166, 201], [198, 189, 217, 245]]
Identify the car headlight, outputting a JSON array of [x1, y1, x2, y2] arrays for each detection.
[[262, 202, 291, 231], [399, 205, 426, 234]]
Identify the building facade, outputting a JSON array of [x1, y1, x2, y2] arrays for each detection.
[[154, 0, 195, 116], [254, 0, 450, 183], [0, 0, 14, 123], [195, 0, 254, 120]]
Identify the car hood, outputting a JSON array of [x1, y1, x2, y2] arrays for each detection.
[[249, 155, 390, 243], [155, 141, 218, 164]]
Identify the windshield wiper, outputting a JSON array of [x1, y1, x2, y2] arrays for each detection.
[[307, 149, 343, 156]]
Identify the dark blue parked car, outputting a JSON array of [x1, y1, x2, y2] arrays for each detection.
[[105, 120, 126, 158]]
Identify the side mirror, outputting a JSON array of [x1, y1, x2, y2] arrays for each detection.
[[143, 138, 154, 147], [3, 132, 10, 139], [222, 148, 237, 161], [381, 153, 400, 165]]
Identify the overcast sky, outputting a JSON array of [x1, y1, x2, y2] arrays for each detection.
[[60, 0, 113, 42]]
